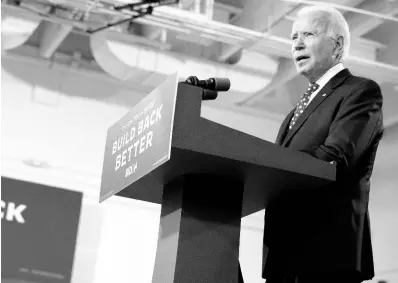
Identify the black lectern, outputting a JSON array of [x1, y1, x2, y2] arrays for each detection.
[[101, 75, 336, 283]]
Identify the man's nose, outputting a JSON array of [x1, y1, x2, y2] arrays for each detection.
[[293, 36, 305, 51], [293, 40, 305, 51]]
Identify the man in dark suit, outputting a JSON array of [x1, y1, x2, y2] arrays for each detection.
[[261, 5, 384, 283]]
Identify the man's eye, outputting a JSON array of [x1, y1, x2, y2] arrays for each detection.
[[304, 33, 314, 37]]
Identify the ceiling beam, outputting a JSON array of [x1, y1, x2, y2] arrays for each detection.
[[213, 1, 243, 15], [39, 21, 72, 58], [346, 0, 398, 37], [377, 29, 398, 66], [216, 0, 299, 62]]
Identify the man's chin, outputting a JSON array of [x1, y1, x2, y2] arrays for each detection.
[[296, 65, 310, 77]]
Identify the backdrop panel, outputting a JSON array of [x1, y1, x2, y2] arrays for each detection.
[[1, 177, 83, 283]]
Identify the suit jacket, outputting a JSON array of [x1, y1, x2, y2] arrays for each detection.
[[262, 69, 384, 280]]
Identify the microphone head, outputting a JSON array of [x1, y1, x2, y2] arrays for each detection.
[[211, 77, 230, 91]]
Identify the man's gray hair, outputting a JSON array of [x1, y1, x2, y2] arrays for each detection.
[[297, 5, 351, 61]]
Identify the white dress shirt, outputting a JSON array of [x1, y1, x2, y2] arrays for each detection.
[[308, 63, 345, 104]]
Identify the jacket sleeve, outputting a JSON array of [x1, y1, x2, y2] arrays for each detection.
[[300, 80, 383, 170]]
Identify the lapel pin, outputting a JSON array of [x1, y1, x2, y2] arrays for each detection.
[[322, 93, 327, 97]]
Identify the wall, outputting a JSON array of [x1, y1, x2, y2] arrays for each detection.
[[1, 54, 397, 283]]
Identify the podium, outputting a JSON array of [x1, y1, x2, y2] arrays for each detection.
[[100, 74, 336, 283]]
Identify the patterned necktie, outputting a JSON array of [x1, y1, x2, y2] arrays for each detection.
[[289, 83, 319, 130]]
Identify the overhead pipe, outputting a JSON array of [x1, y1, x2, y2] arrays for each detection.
[[281, 0, 398, 23], [89, 30, 272, 93]]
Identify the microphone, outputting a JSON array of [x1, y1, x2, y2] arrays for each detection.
[[184, 76, 231, 92]]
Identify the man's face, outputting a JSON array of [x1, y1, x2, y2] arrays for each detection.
[[291, 12, 336, 82]]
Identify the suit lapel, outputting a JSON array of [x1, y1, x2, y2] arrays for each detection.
[[275, 108, 295, 145], [282, 69, 352, 147]]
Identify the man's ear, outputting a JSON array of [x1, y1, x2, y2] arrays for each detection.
[[334, 35, 344, 59]]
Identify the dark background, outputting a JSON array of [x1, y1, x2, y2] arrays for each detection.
[[1, 177, 83, 283]]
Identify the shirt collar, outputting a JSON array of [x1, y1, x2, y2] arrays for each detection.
[[313, 62, 345, 88]]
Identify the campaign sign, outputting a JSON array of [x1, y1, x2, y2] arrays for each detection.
[[1, 177, 82, 283], [100, 73, 179, 202]]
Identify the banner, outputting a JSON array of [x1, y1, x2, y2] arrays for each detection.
[[100, 73, 179, 202], [1, 177, 83, 283]]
